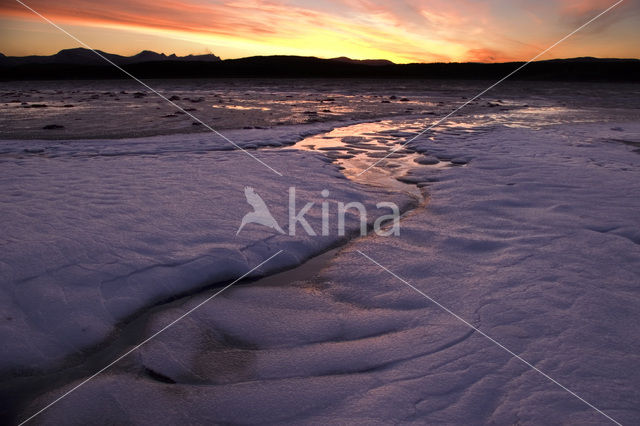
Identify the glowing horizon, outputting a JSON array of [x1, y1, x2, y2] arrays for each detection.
[[1, 0, 639, 63]]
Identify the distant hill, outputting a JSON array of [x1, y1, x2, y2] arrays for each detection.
[[1, 49, 639, 82], [330, 56, 395, 66], [0, 48, 221, 67]]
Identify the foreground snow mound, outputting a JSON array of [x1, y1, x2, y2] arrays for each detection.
[[24, 122, 640, 424], [0, 131, 412, 378]]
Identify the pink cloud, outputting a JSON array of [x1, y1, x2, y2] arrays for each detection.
[[1, 0, 637, 61], [465, 48, 514, 63]]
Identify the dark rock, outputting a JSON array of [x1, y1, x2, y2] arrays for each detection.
[[451, 158, 470, 165], [318, 146, 346, 151], [168, 95, 181, 101], [367, 152, 405, 159], [342, 136, 366, 144], [42, 124, 64, 130], [414, 156, 440, 165], [396, 175, 423, 184]]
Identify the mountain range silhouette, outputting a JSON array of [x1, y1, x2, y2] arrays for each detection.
[[1, 48, 638, 81]]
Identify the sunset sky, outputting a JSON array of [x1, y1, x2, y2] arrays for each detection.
[[1, 0, 639, 63]]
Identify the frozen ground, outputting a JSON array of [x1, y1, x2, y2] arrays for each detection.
[[1, 81, 640, 424], [2, 79, 638, 139], [0, 79, 448, 139], [0, 124, 417, 378]]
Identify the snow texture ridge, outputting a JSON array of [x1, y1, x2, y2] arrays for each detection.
[[18, 121, 640, 424], [0, 126, 412, 378]]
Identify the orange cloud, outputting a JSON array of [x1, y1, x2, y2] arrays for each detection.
[[465, 48, 513, 63], [1, 0, 638, 62]]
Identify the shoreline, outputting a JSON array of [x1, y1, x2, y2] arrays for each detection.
[[3, 79, 639, 141]]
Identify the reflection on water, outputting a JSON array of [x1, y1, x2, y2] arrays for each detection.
[[294, 119, 453, 200], [211, 105, 271, 111], [293, 103, 604, 200], [442, 106, 598, 130]]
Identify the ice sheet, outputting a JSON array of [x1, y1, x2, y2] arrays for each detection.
[[20, 121, 640, 424], [0, 127, 413, 378]]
